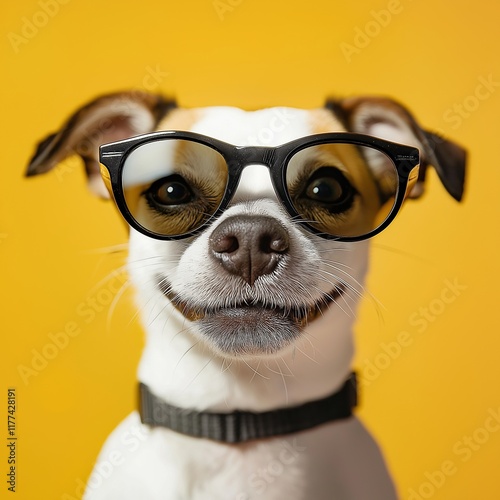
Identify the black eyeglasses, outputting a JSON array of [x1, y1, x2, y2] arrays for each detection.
[[99, 131, 419, 242]]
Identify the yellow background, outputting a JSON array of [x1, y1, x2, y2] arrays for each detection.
[[2, 0, 499, 498]]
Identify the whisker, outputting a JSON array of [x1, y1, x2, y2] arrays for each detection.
[[315, 246, 353, 253], [220, 358, 233, 374], [174, 340, 201, 374], [146, 295, 172, 328], [293, 342, 320, 365], [83, 243, 129, 255], [127, 299, 146, 328], [263, 361, 294, 378], [279, 357, 295, 378], [319, 263, 366, 294], [311, 282, 354, 319], [242, 359, 270, 381], [126, 254, 183, 271], [106, 279, 133, 332], [264, 360, 289, 404], [314, 265, 387, 323], [307, 269, 362, 307], [371, 242, 435, 265], [183, 355, 214, 391], [167, 318, 200, 347], [249, 360, 263, 383]]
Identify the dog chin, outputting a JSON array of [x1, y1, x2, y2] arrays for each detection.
[[197, 307, 301, 357]]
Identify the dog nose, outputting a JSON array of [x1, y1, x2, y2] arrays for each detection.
[[209, 215, 289, 286]]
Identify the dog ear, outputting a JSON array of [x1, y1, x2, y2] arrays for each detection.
[[25, 91, 177, 197], [325, 97, 466, 201]]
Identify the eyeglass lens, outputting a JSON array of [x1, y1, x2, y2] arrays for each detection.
[[285, 143, 398, 238], [122, 139, 228, 237]]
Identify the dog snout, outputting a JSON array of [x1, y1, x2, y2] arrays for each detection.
[[209, 215, 289, 286]]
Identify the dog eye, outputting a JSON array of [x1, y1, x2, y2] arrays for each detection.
[[147, 175, 194, 207], [302, 167, 357, 212]]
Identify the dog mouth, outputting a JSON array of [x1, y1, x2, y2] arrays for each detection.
[[156, 275, 345, 356], [157, 276, 345, 325]]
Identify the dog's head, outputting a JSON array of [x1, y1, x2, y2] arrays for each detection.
[[26, 92, 466, 362]]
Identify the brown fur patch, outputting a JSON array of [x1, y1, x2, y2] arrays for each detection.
[[308, 108, 347, 135], [156, 108, 204, 132], [298, 108, 389, 237]]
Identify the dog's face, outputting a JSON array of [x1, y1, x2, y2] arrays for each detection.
[[26, 93, 466, 363], [127, 106, 380, 359]]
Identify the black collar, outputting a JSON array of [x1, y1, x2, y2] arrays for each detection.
[[139, 372, 357, 443]]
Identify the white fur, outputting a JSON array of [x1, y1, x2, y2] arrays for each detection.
[[84, 107, 397, 500]]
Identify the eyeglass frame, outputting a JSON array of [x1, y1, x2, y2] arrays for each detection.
[[99, 130, 420, 242]]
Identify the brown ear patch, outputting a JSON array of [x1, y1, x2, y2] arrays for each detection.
[[422, 131, 467, 202], [25, 91, 177, 197], [325, 96, 467, 202], [26, 132, 60, 176]]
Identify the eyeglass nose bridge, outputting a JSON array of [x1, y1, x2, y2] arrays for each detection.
[[231, 145, 280, 169], [221, 145, 288, 207]]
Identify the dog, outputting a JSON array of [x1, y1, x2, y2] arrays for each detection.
[[26, 92, 466, 500]]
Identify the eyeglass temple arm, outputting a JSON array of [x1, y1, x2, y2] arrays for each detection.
[[402, 163, 421, 200], [99, 164, 114, 199]]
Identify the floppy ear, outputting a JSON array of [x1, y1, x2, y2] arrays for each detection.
[[325, 96, 467, 201], [25, 91, 177, 197]]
